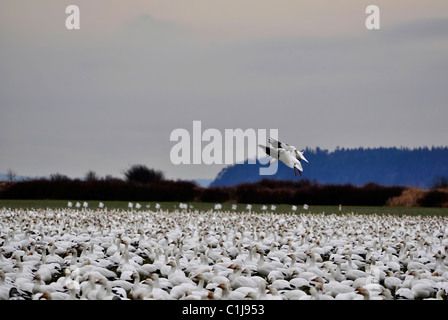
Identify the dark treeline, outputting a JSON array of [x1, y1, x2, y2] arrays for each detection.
[[199, 179, 408, 206], [0, 179, 198, 202], [3, 177, 447, 207], [0, 164, 197, 202], [210, 146, 448, 188], [2, 158, 448, 206]]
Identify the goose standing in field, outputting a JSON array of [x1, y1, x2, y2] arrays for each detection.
[[95, 278, 121, 300], [289, 271, 310, 290], [32, 273, 63, 295], [166, 260, 195, 287], [334, 286, 364, 300], [79, 274, 101, 300], [342, 255, 367, 281], [424, 289, 447, 300], [218, 283, 245, 300], [128, 271, 148, 298], [278, 288, 308, 300], [0, 271, 14, 300], [206, 265, 231, 289], [311, 275, 354, 298], [46, 242, 66, 266], [10, 258, 35, 294], [245, 279, 268, 300], [169, 281, 198, 300], [268, 275, 292, 291], [259, 137, 308, 177], [255, 249, 284, 277], [230, 265, 258, 290], [33, 289, 74, 300], [384, 271, 403, 291], [143, 278, 174, 300], [395, 286, 414, 299], [187, 273, 209, 298], [299, 283, 334, 300], [407, 271, 436, 299], [36, 250, 61, 283], [149, 273, 173, 292]]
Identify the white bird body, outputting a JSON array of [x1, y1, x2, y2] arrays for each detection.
[[335, 290, 364, 300], [0, 271, 14, 300], [269, 278, 292, 290], [259, 138, 308, 176], [268, 138, 309, 163], [166, 260, 195, 287], [395, 287, 414, 299], [384, 272, 402, 290], [218, 283, 246, 300], [170, 282, 199, 299], [279, 289, 307, 300], [34, 290, 73, 300], [289, 277, 309, 289]]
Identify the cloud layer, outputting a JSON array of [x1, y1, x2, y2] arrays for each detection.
[[1, 2, 447, 180]]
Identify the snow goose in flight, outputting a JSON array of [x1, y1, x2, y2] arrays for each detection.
[[258, 144, 304, 177], [268, 137, 308, 164]]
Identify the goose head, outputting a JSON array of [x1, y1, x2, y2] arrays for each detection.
[[217, 283, 229, 292], [38, 291, 52, 300]]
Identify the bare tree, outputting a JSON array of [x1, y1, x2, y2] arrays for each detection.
[[85, 170, 99, 182], [6, 169, 17, 182], [432, 176, 448, 189]]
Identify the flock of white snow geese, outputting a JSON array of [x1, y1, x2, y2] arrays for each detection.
[[0, 138, 447, 300], [1, 206, 447, 300]]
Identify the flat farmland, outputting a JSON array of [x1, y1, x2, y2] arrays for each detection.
[[1, 199, 447, 216], [1, 201, 447, 301]]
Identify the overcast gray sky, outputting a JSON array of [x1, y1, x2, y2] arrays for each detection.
[[1, 0, 447, 181]]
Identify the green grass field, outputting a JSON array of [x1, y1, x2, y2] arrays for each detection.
[[0, 199, 447, 216]]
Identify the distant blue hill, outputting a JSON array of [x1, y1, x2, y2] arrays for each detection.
[[210, 146, 448, 189]]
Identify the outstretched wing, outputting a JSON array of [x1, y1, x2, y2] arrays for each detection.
[[258, 144, 280, 159], [269, 138, 298, 154], [268, 137, 289, 149]]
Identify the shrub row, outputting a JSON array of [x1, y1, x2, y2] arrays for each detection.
[[0, 179, 198, 202], [0, 178, 426, 206], [204, 180, 407, 206]]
